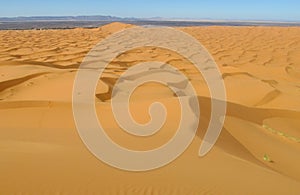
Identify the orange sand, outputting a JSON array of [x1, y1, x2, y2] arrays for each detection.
[[0, 22, 300, 194]]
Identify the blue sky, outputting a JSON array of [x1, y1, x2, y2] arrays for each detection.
[[1, 0, 300, 21]]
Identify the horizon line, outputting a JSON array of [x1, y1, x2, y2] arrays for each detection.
[[0, 15, 300, 23]]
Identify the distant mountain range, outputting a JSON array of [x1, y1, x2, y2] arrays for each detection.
[[0, 15, 140, 22], [0, 15, 299, 30], [0, 15, 299, 23]]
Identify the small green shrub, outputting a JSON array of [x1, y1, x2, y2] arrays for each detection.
[[263, 154, 273, 163]]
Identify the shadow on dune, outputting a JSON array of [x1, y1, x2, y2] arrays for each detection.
[[0, 72, 48, 93], [196, 96, 300, 179], [1, 60, 79, 70]]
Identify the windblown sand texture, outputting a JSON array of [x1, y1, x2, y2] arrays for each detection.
[[1, 22, 300, 194]]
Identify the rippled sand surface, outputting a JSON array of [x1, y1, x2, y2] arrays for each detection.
[[1, 22, 300, 194]]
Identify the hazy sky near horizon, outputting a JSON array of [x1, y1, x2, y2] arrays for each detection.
[[1, 0, 300, 21]]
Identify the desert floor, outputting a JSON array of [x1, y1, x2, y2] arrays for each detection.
[[0, 22, 300, 194]]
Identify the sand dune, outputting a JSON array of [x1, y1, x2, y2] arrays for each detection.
[[1, 22, 300, 194]]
